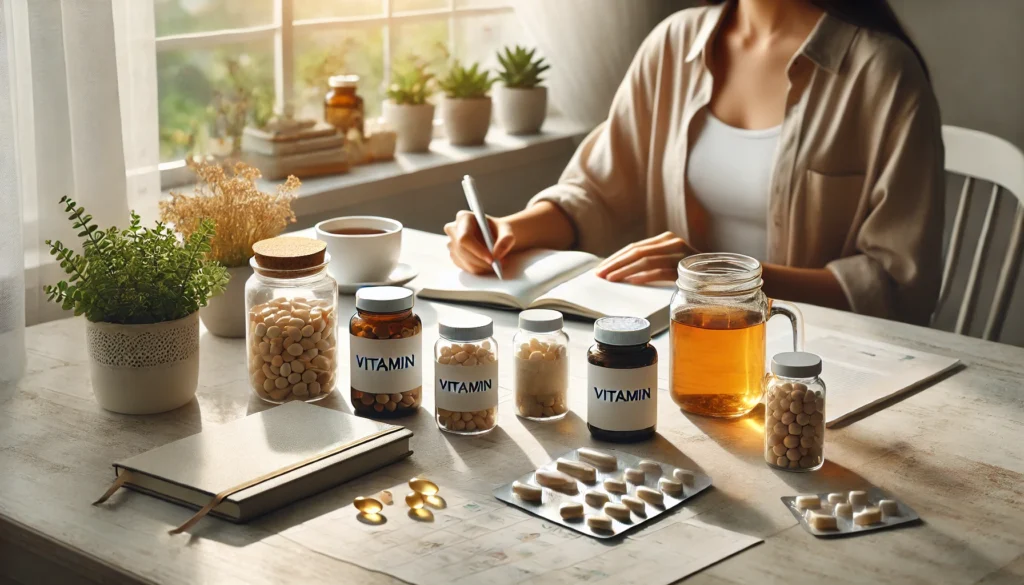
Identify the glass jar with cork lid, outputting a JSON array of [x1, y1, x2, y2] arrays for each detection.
[[349, 286, 423, 418], [245, 236, 338, 403], [324, 74, 365, 136]]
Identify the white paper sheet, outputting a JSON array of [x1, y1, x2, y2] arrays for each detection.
[[767, 325, 962, 426], [282, 482, 760, 585]]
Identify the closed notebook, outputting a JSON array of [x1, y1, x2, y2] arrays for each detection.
[[113, 402, 412, 522]]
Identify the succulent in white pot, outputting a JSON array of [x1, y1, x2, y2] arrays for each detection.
[[438, 61, 496, 146], [383, 62, 436, 153], [45, 197, 228, 414], [160, 160, 299, 338], [494, 45, 551, 135]]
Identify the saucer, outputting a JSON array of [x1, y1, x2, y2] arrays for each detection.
[[337, 263, 419, 294]]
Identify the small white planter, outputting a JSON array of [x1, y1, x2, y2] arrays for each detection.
[[440, 96, 492, 146], [199, 264, 252, 338], [495, 86, 548, 135], [383, 101, 436, 153], [86, 312, 200, 415]]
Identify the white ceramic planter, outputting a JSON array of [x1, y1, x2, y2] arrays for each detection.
[[440, 96, 492, 146], [86, 312, 200, 414], [199, 265, 252, 338], [382, 101, 436, 153], [494, 86, 548, 135]]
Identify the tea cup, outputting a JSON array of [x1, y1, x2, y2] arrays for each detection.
[[315, 216, 402, 283]]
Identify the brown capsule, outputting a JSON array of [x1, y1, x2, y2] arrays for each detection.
[[405, 491, 425, 509], [409, 477, 439, 496], [353, 496, 383, 514]]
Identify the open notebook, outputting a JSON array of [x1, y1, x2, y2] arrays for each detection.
[[403, 230, 673, 334]]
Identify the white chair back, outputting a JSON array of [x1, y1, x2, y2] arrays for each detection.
[[939, 125, 1024, 341]]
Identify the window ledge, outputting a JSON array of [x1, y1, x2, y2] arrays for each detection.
[[160, 118, 590, 219]]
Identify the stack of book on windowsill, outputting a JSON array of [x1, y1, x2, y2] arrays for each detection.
[[241, 118, 349, 180]]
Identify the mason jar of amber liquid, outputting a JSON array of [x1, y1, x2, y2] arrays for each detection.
[[325, 74, 364, 135], [669, 253, 803, 418]]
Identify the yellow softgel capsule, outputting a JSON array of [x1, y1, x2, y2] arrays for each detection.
[[406, 491, 425, 509], [409, 477, 439, 496], [353, 496, 383, 514]]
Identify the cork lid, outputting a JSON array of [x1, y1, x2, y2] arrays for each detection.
[[251, 236, 328, 278]]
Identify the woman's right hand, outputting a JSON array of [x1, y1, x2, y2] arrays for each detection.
[[443, 210, 517, 275]]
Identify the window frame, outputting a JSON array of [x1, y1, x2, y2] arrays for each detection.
[[155, 0, 515, 188]]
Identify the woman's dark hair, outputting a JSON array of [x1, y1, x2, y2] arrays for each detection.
[[706, 0, 929, 79]]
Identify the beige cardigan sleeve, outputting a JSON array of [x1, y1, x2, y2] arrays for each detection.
[[528, 21, 670, 255], [826, 45, 945, 326]]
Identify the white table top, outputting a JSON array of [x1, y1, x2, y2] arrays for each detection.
[[2, 297, 1023, 585]]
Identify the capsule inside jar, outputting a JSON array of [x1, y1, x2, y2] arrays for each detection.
[[349, 286, 423, 418], [434, 313, 499, 435], [513, 309, 569, 421]]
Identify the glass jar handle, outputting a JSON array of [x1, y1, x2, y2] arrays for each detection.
[[769, 299, 805, 352]]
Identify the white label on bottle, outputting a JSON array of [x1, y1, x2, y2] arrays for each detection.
[[587, 363, 658, 432], [435, 362, 499, 412], [349, 334, 422, 394]]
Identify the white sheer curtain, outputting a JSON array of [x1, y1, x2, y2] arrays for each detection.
[[2, 0, 158, 344]]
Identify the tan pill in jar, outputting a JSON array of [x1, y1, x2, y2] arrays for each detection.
[[559, 502, 584, 520]]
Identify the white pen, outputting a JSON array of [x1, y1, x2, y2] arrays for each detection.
[[460, 175, 504, 280]]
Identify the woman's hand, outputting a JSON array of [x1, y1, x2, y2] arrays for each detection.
[[443, 210, 516, 275], [595, 232, 699, 284]]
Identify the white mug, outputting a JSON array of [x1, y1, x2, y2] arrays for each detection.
[[315, 216, 402, 284]]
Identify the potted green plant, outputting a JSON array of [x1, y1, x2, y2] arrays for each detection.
[[160, 161, 299, 338], [438, 60, 496, 146], [383, 62, 436, 153], [45, 197, 228, 414], [495, 45, 550, 135]]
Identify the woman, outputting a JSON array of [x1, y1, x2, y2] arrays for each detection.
[[445, 0, 944, 325]]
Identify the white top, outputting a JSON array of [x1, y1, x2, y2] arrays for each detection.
[[686, 112, 781, 261]]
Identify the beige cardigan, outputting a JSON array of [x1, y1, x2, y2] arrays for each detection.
[[531, 5, 945, 325]]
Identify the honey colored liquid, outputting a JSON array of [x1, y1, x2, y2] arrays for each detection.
[[670, 308, 765, 417]]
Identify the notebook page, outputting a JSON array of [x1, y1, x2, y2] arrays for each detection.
[[767, 325, 962, 426], [404, 230, 600, 307], [532, 271, 674, 334]]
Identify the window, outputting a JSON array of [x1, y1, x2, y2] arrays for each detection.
[[154, 0, 521, 166]]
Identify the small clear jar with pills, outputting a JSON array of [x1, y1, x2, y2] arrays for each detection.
[[349, 287, 423, 418], [513, 309, 569, 421], [764, 352, 825, 472], [434, 314, 498, 435], [587, 317, 658, 442], [246, 237, 338, 403]]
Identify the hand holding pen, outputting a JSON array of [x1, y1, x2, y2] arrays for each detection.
[[443, 176, 516, 277]]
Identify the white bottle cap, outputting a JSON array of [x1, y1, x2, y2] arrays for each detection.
[[439, 313, 493, 342], [594, 316, 651, 346], [355, 286, 414, 313], [518, 309, 563, 333], [771, 352, 822, 378]]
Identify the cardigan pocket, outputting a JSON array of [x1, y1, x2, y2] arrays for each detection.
[[804, 169, 866, 260]]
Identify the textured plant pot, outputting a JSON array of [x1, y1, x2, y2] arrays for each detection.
[[440, 96, 492, 146], [199, 264, 252, 338], [86, 312, 200, 414], [382, 101, 436, 153], [495, 86, 547, 135]]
